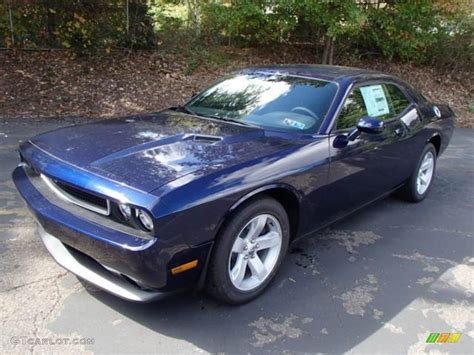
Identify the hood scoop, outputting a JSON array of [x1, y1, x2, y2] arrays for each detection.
[[185, 134, 223, 144]]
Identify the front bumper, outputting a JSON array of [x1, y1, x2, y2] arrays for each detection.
[[39, 225, 166, 302], [12, 166, 212, 302]]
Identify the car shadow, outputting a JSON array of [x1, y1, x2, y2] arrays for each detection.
[[72, 184, 472, 353]]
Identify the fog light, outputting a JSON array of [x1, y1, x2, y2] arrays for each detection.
[[118, 203, 132, 219], [136, 209, 154, 231]]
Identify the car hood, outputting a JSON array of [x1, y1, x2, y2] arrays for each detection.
[[29, 111, 291, 192]]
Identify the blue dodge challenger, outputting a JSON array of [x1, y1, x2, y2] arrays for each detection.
[[13, 65, 454, 304]]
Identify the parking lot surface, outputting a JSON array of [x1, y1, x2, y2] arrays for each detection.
[[0, 118, 472, 353]]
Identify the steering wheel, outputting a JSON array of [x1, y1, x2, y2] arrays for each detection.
[[291, 106, 319, 120]]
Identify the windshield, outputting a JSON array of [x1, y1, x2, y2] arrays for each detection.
[[185, 73, 338, 134]]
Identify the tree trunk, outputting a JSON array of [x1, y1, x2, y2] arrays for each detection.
[[322, 35, 335, 64], [329, 37, 335, 65], [6, 0, 15, 47], [322, 36, 330, 64], [186, 0, 201, 36]]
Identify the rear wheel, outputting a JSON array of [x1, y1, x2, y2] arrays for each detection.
[[206, 197, 289, 305], [398, 143, 437, 202]]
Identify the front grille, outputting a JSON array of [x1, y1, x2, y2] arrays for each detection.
[[54, 180, 108, 209], [41, 174, 110, 215]]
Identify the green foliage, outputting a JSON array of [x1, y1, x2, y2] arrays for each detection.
[[0, 0, 472, 68], [201, 0, 365, 46], [352, 0, 473, 67], [295, 0, 366, 38], [424, 8, 473, 69], [148, 0, 187, 35], [202, 0, 297, 45], [0, 0, 155, 54], [358, 0, 439, 61]]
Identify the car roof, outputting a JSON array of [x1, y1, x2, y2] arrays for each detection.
[[243, 64, 393, 82]]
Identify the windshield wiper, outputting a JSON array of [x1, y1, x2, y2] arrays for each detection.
[[202, 114, 253, 127], [172, 107, 254, 127], [172, 105, 197, 116]]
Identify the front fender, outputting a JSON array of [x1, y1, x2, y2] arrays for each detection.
[[228, 183, 302, 212], [150, 137, 327, 247]]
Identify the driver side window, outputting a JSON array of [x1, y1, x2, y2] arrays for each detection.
[[336, 88, 367, 130]]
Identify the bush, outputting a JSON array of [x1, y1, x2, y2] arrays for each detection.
[[201, 0, 297, 45], [356, 0, 439, 61], [353, 0, 473, 70], [148, 0, 187, 37], [0, 0, 155, 54], [425, 11, 473, 70], [0, 0, 472, 70]]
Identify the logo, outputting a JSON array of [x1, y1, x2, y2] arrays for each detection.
[[426, 333, 462, 343]]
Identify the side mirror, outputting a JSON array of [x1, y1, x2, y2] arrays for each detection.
[[333, 134, 349, 148], [333, 116, 385, 149], [356, 116, 384, 134]]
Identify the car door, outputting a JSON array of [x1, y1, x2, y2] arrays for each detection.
[[322, 81, 414, 222]]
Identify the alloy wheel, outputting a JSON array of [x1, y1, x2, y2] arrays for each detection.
[[416, 151, 435, 195], [228, 214, 282, 291]]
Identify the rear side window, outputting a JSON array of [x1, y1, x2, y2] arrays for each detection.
[[385, 84, 411, 116], [336, 83, 412, 130]]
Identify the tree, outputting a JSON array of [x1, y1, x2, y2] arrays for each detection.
[[186, 0, 202, 35], [296, 0, 366, 64]]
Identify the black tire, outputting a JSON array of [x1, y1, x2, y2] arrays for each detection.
[[397, 143, 437, 202], [205, 197, 290, 305]]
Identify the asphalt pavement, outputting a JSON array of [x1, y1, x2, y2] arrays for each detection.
[[0, 117, 473, 354]]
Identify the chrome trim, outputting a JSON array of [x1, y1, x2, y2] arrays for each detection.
[[41, 174, 111, 216], [23, 169, 155, 245], [38, 226, 166, 302]]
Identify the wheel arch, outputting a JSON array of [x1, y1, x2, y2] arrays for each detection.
[[427, 134, 441, 155], [227, 184, 302, 241], [196, 184, 302, 291]]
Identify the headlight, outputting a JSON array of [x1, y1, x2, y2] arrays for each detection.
[[136, 209, 154, 231], [118, 203, 132, 219], [115, 203, 154, 233]]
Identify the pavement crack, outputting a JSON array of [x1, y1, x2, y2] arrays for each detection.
[[41, 275, 63, 325], [0, 272, 68, 293], [27, 273, 66, 353]]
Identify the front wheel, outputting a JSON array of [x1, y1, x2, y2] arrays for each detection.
[[205, 197, 289, 305], [398, 143, 437, 202]]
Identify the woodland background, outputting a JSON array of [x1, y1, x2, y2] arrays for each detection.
[[1, 0, 472, 126]]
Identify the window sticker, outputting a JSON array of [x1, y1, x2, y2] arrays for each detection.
[[360, 85, 390, 117], [283, 118, 306, 130]]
